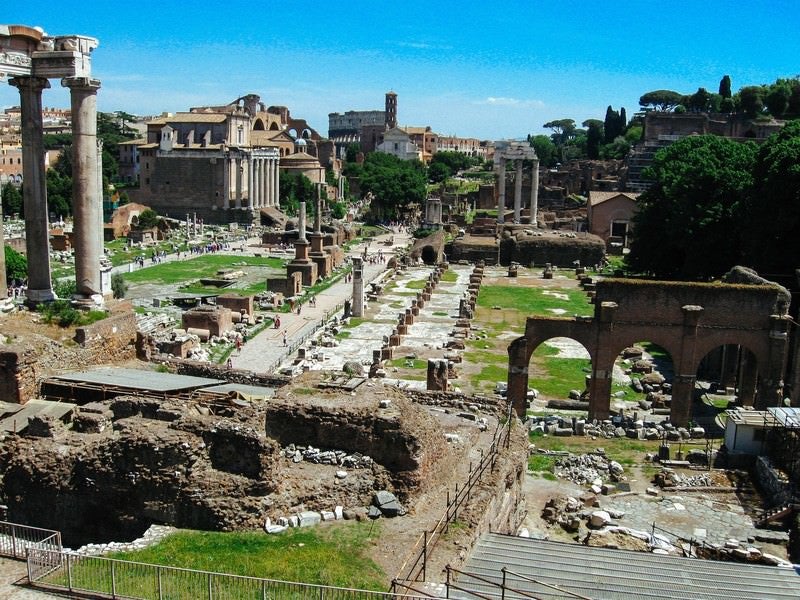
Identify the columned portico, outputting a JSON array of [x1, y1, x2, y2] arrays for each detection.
[[9, 76, 54, 304], [513, 159, 523, 222], [494, 140, 539, 227]]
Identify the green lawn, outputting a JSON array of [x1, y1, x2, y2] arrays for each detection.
[[49, 525, 387, 594], [477, 286, 592, 317], [440, 270, 458, 283], [123, 255, 285, 285]]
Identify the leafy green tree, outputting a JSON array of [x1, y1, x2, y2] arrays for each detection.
[[46, 168, 72, 218], [360, 152, 426, 221], [600, 136, 631, 160], [1, 183, 23, 217], [430, 150, 480, 173], [330, 200, 347, 219], [583, 119, 603, 159], [719, 75, 732, 99], [111, 273, 127, 299], [639, 90, 683, 112], [737, 86, 765, 118], [135, 208, 160, 229], [720, 97, 736, 113], [4, 245, 26, 282], [529, 135, 556, 167], [688, 87, 711, 113], [765, 83, 791, 117], [603, 107, 624, 144], [345, 143, 361, 163], [628, 135, 757, 279], [742, 120, 800, 274], [279, 172, 315, 215], [428, 161, 450, 183], [543, 119, 577, 162], [624, 126, 643, 144]]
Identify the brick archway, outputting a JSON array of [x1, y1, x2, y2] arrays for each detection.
[[508, 279, 791, 426]]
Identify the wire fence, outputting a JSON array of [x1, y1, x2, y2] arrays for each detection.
[[391, 407, 515, 594], [0, 521, 61, 562], [27, 550, 434, 600]]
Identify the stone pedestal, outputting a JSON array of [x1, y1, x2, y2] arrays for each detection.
[[287, 240, 318, 287]]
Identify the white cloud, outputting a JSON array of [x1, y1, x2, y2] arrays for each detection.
[[476, 96, 545, 108], [395, 41, 452, 51]]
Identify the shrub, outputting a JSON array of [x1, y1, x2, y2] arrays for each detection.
[[111, 273, 127, 299]]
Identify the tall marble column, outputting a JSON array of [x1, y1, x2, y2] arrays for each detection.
[[265, 160, 272, 207], [64, 76, 102, 299], [10, 76, 54, 304], [235, 158, 243, 209], [247, 156, 255, 209], [531, 158, 540, 226], [260, 159, 268, 208], [222, 158, 230, 209], [0, 194, 7, 300], [352, 256, 364, 317], [273, 161, 280, 207], [513, 159, 523, 223], [496, 157, 506, 223], [298, 200, 307, 242]]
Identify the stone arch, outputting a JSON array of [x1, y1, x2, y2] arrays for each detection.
[[507, 278, 791, 426], [301, 128, 312, 140], [696, 343, 761, 407], [253, 118, 265, 131], [288, 128, 298, 139], [527, 336, 593, 408], [269, 122, 280, 131], [420, 245, 438, 265]]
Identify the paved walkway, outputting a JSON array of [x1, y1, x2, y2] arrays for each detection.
[[231, 229, 411, 374]]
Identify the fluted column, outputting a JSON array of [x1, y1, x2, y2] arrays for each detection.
[[514, 159, 523, 223], [64, 76, 102, 299], [273, 161, 280, 207], [0, 196, 6, 300], [260, 159, 268, 208], [247, 155, 255, 209], [10, 76, 54, 304], [235, 157, 242, 209], [266, 159, 273, 207], [496, 157, 506, 224], [222, 158, 230, 209]]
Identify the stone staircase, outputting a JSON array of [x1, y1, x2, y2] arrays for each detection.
[[755, 503, 800, 528]]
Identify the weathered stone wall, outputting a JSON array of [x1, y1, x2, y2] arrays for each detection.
[[0, 348, 36, 404], [264, 394, 448, 495], [0, 398, 281, 546], [74, 310, 137, 352], [499, 234, 605, 267], [755, 456, 794, 507], [161, 356, 289, 388], [402, 389, 505, 415]]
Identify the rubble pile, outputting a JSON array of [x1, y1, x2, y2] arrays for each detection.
[[527, 414, 706, 442], [281, 444, 374, 469], [696, 538, 793, 567], [553, 452, 625, 486], [655, 468, 712, 488]]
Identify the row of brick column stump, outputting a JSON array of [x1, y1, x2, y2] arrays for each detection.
[[576, 267, 597, 302]]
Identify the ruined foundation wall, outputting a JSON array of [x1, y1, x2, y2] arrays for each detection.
[[264, 394, 448, 495]]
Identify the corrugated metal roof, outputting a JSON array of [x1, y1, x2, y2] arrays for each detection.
[[455, 533, 799, 600], [51, 368, 222, 392], [769, 407, 800, 428]]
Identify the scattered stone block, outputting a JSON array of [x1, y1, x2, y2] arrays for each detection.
[[298, 511, 321, 527]]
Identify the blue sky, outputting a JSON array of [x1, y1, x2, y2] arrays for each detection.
[[2, 1, 799, 140]]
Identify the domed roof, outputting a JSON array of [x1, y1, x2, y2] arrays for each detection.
[[294, 138, 308, 147]]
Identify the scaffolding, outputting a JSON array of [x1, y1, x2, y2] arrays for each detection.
[[765, 406, 800, 496]]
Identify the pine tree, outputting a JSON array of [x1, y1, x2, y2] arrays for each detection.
[[719, 75, 732, 99]]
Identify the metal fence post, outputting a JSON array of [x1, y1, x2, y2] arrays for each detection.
[[67, 554, 73, 591], [208, 572, 213, 600], [445, 565, 451, 599], [422, 531, 427, 581], [111, 561, 117, 599], [501, 567, 507, 600]]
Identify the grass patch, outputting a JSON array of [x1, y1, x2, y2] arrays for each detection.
[[389, 358, 427, 370], [441, 270, 458, 283], [37, 301, 107, 328], [124, 255, 285, 285], [531, 434, 658, 465], [335, 331, 352, 340], [531, 354, 591, 400], [477, 286, 592, 317], [404, 280, 428, 290], [528, 454, 557, 473], [45, 525, 385, 594], [343, 317, 366, 328], [470, 364, 508, 390]]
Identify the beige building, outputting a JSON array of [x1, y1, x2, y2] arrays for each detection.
[[127, 94, 328, 224], [587, 191, 640, 251]]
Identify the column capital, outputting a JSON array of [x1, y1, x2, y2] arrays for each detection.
[[61, 77, 101, 92], [8, 76, 50, 92]]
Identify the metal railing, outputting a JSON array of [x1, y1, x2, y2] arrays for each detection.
[[391, 407, 514, 594], [0, 520, 61, 562], [28, 550, 434, 600]]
